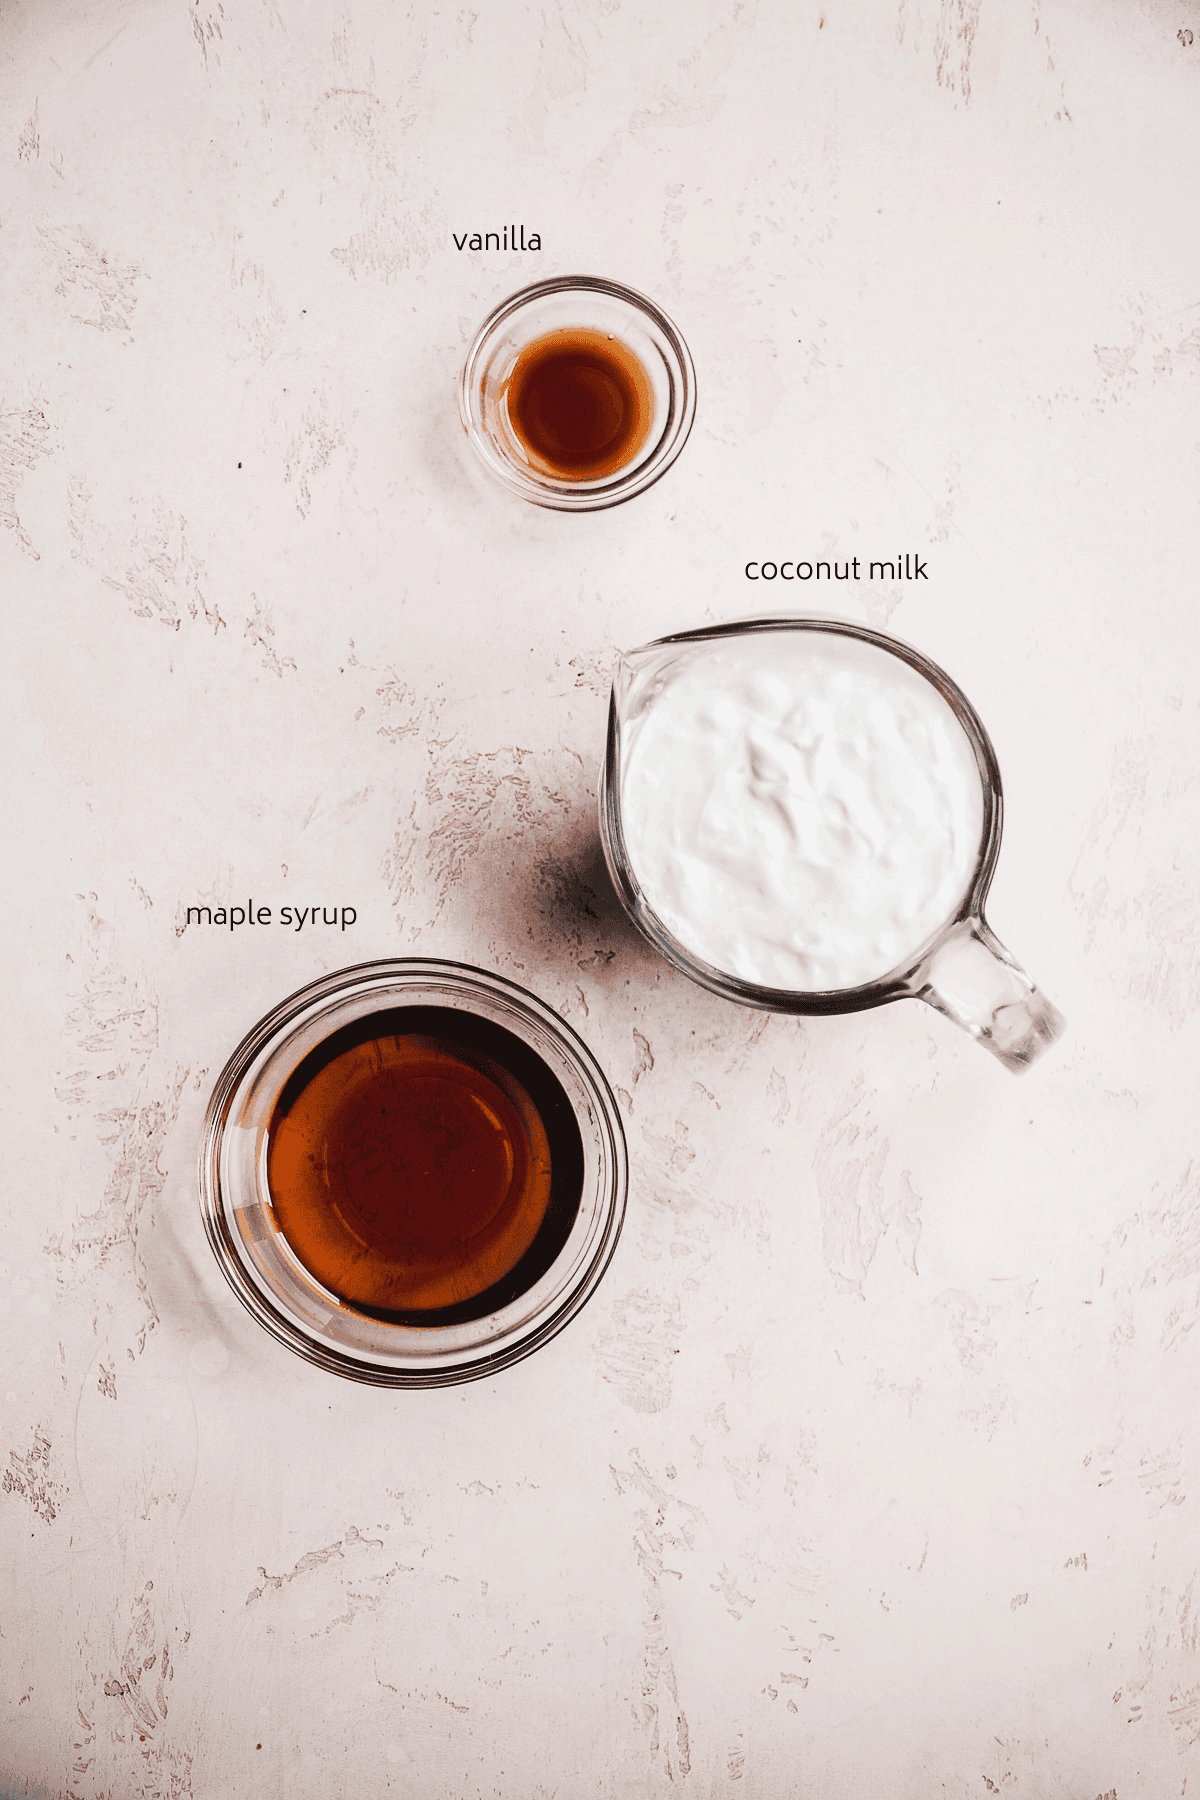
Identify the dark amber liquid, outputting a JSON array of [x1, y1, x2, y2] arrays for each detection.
[[504, 327, 655, 481], [267, 1007, 584, 1323]]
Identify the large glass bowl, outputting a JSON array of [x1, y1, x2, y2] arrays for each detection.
[[199, 960, 628, 1387]]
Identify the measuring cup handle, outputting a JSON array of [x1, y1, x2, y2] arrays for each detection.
[[915, 917, 1065, 1073]]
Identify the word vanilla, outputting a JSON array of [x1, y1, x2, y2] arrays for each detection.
[[453, 225, 541, 252]]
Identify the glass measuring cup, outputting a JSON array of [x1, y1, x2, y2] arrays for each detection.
[[598, 617, 1065, 1072]]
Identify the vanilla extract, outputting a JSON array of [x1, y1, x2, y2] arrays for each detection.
[[502, 327, 654, 482]]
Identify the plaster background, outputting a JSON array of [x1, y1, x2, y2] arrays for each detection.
[[2, 0, 1199, 1794]]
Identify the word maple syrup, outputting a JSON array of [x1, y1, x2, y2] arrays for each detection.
[[267, 1007, 583, 1323], [503, 327, 654, 481]]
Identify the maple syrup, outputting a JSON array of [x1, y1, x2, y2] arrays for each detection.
[[266, 1007, 584, 1324], [503, 327, 654, 481]]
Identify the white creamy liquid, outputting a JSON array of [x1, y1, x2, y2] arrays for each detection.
[[617, 628, 986, 992]]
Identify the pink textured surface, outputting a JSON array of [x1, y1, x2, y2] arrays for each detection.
[[2, 1, 1198, 1794]]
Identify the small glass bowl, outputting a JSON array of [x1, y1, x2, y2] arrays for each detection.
[[458, 275, 697, 511], [198, 960, 628, 1387]]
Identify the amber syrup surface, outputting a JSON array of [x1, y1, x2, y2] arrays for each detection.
[[503, 327, 654, 481], [267, 1008, 583, 1321]]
